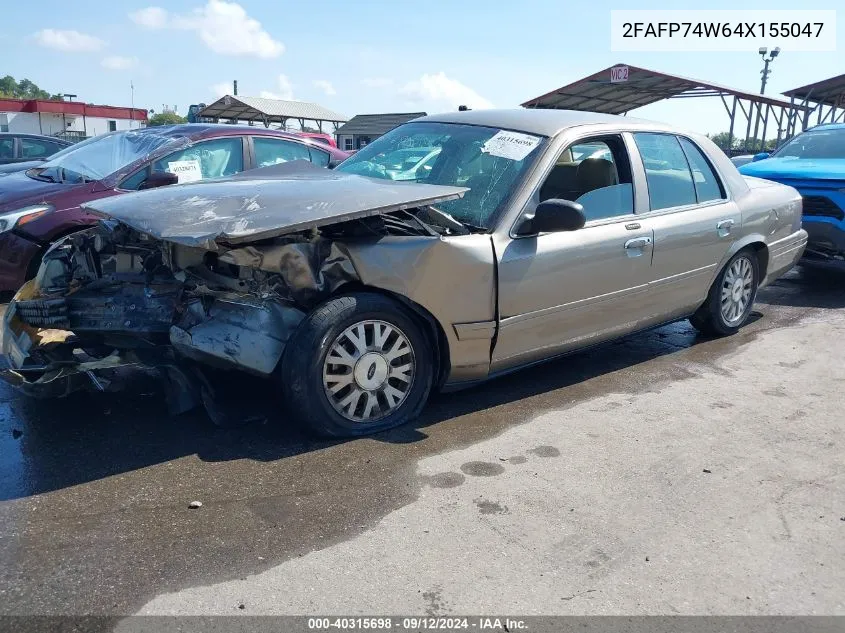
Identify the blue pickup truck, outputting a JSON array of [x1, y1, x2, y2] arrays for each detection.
[[740, 123, 845, 267]]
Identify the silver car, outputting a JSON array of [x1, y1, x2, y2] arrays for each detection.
[[1, 109, 808, 437]]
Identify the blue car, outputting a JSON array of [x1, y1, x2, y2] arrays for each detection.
[[739, 123, 845, 266]]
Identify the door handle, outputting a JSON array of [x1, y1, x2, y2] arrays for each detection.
[[717, 219, 735, 237], [624, 236, 652, 250]]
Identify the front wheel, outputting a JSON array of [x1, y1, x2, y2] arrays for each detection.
[[690, 249, 759, 336], [279, 293, 434, 438]]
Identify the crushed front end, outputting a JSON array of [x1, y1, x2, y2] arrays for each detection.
[[0, 165, 473, 415], [0, 220, 357, 403]]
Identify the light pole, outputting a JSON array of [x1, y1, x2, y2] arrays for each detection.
[[758, 46, 780, 95], [752, 47, 780, 151]]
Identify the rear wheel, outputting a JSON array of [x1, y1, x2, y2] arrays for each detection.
[[280, 293, 434, 437], [691, 249, 759, 336]]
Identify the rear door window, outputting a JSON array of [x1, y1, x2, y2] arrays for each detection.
[[253, 137, 312, 167], [633, 133, 698, 211], [308, 146, 330, 167]]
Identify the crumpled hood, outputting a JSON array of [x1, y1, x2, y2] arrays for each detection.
[[82, 161, 468, 249], [739, 157, 845, 182], [0, 170, 84, 214]]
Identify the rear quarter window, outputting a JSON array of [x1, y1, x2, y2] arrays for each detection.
[[678, 137, 725, 203]]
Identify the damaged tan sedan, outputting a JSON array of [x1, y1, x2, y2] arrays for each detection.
[[1, 110, 808, 437]]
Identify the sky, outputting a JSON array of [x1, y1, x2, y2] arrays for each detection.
[[1, 0, 842, 137]]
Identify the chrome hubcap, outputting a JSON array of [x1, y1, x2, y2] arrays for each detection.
[[323, 320, 415, 423], [720, 256, 754, 324]]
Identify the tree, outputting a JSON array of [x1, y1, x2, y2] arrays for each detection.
[[148, 111, 188, 126], [0, 75, 61, 99], [707, 131, 737, 150]]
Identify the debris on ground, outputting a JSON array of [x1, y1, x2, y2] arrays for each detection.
[[188, 501, 203, 509], [702, 469, 712, 473]]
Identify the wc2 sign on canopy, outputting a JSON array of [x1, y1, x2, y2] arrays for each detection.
[[610, 66, 629, 82]]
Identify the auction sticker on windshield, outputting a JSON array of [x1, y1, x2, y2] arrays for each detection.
[[167, 160, 202, 183], [481, 131, 540, 161]]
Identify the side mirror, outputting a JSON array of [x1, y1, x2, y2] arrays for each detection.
[[520, 199, 586, 235], [139, 171, 179, 190], [752, 152, 770, 162]]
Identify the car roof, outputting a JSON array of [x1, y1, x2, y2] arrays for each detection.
[[131, 123, 308, 141], [0, 132, 72, 144], [806, 122, 845, 131], [418, 108, 662, 137], [98, 124, 347, 160]]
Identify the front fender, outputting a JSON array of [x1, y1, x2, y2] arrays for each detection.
[[342, 234, 496, 384]]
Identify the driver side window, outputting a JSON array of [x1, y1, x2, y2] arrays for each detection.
[[121, 137, 244, 190], [538, 135, 634, 222]]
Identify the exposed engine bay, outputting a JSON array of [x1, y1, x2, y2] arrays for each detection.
[[2, 205, 467, 417]]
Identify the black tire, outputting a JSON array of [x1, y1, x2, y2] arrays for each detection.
[[279, 292, 434, 438], [690, 248, 759, 336]]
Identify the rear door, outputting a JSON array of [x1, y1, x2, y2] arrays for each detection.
[[632, 133, 741, 322]]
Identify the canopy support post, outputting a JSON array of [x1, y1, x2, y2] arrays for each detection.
[[743, 99, 754, 153], [727, 96, 738, 152], [760, 105, 771, 152]]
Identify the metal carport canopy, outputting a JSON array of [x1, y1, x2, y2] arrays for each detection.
[[521, 64, 802, 114], [198, 95, 348, 131], [783, 73, 845, 107], [782, 73, 845, 127]]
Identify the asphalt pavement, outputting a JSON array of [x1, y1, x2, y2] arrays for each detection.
[[0, 268, 843, 620]]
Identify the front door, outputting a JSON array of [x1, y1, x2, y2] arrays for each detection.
[[491, 134, 655, 372]]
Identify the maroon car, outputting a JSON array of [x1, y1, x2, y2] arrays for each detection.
[[0, 124, 349, 292]]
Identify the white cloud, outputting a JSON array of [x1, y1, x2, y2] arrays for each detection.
[[361, 77, 393, 88], [312, 80, 336, 96], [260, 75, 294, 101], [211, 82, 232, 97], [400, 72, 493, 110], [129, 6, 168, 28], [101, 55, 138, 70], [129, 1, 284, 58], [33, 29, 105, 52]]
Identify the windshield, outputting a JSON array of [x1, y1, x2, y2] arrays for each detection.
[[336, 121, 544, 229], [773, 127, 845, 159], [33, 130, 177, 184]]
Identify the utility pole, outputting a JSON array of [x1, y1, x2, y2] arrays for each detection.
[[752, 47, 780, 152]]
